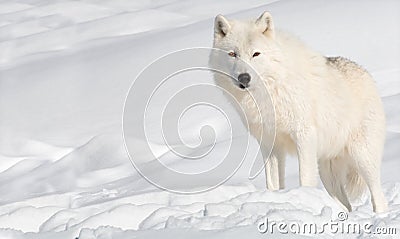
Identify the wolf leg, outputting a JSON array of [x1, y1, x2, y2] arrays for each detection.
[[296, 129, 319, 187]]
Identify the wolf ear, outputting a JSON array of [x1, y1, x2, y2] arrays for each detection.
[[214, 15, 231, 38], [256, 11, 275, 38]]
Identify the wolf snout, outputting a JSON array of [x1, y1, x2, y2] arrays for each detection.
[[238, 73, 251, 89]]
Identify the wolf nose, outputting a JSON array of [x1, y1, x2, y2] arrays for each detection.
[[238, 73, 251, 86]]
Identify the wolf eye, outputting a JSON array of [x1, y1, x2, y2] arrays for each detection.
[[228, 51, 237, 57], [253, 52, 261, 57]]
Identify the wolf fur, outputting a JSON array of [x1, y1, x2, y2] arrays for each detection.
[[211, 12, 388, 213]]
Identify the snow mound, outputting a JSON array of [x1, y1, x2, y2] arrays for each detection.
[[0, 0, 399, 238]]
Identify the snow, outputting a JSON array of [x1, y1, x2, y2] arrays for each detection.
[[0, 0, 399, 238]]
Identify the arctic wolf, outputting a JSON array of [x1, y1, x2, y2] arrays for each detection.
[[211, 12, 388, 213]]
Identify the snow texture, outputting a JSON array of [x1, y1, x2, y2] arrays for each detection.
[[0, 0, 399, 238]]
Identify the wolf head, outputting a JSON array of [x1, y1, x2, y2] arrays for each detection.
[[212, 12, 280, 90]]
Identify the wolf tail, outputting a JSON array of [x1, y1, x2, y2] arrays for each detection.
[[319, 157, 366, 212]]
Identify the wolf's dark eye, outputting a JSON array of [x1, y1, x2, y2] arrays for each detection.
[[253, 52, 261, 57], [228, 51, 237, 57]]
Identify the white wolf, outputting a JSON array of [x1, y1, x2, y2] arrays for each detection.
[[210, 12, 388, 213]]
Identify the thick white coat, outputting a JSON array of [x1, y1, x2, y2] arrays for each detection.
[[211, 12, 388, 213]]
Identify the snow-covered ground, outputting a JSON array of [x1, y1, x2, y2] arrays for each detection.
[[0, 0, 399, 238]]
